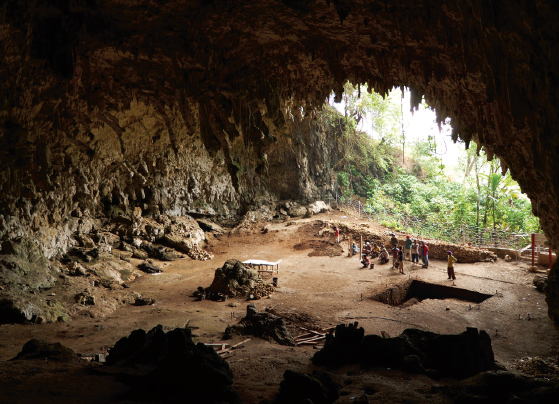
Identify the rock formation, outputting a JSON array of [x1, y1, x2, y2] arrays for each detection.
[[225, 303, 296, 346], [206, 259, 261, 298], [1, 1, 559, 326], [313, 323, 495, 380], [105, 324, 239, 404]]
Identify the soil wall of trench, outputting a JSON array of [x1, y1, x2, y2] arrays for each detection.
[[1, 0, 559, 328]]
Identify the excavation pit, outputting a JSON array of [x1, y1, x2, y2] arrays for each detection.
[[371, 280, 493, 307]]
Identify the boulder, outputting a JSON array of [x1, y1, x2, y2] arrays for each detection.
[[196, 218, 224, 234], [450, 371, 559, 403], [163, 234, 195, 253], [288, 204, 308, 217], [76, 233, 96, 248], [308, 201, 331, 216], [313, 325, 495, 380], [206, 259, 259, 298], [70, 261, 87, 276], [275, 369, 339, 404], [224, 304, 295, 346], [75, 291, 95, 305], [11, 339, 79, 362], [92, 231, 121, 247], [138, 261, 163, 274], [534, 275, 548, 292], [105, 324, 238, 404]]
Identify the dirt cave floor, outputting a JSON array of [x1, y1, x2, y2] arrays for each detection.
[[1, 211, 558, 404]]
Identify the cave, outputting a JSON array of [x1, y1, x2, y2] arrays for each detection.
[[2, 0, 559, 402], [371, 279, 493, 307]]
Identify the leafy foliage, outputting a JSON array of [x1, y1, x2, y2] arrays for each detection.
[[320, 82, 540, 236]]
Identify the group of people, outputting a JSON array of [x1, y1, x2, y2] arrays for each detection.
[[336, 227, 458, 280], [352, 233, 432, 274], [388, 234, 431, 272]]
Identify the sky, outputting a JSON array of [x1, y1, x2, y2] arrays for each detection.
[[331, 87, 465, 174]]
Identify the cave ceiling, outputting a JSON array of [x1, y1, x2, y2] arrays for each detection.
[[2, 1, 559, 324]]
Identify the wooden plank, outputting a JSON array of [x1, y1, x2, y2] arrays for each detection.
[[295, 333, 314, 340], [296, 335, 326, 345], [231, 338, 251, 349], [205, 343, 229, 347], [299, 327, 323, 336]]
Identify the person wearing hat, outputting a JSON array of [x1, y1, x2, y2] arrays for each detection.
[[447, 251, 458, 280], [420, 241, 429, 268], [404, 235, 412, 261]]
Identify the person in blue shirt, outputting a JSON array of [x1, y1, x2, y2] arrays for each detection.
[[352, 242, 359, 256]]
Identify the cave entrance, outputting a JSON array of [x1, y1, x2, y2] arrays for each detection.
[[371, 279, 493, 307]]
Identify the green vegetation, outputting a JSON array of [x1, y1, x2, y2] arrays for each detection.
[[318, 83, 540, 237]]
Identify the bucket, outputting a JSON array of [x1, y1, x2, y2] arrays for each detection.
[[370, 263, 375, 270], [272, 277, 278, 287]]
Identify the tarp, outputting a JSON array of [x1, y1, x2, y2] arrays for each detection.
[[242, 259, 280, 266]]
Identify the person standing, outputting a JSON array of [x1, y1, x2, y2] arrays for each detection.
[[447, 250, 458, 280], [411, 239, 419, 264], [398, 246, 405, 274], [334, 227, 340, 243], [420, 241, 429, 268], [392, 246, 399, 269], [390, 233, 398, 248], [404, 235, 412, 261]]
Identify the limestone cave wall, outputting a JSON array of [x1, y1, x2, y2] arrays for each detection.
[[1, 0, 559, 326]]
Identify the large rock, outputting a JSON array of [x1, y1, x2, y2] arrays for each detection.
[[106, 324, 238, 404], [313, 324, 495, 380], [11, 339, 79, 362], [0, 237, 66, 324], [308, 201, 331, 216], [275, 370, 339, 404], [224, 304, 295, 346], [206, 259, 259, 298]]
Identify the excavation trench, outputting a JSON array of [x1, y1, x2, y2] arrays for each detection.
[[371, 279, 493, 307]]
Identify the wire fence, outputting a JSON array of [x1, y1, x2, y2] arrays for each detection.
[[320, 192, 531, 251]]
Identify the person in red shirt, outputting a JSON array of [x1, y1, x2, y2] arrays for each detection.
[[392, 247, 399, 269], [334, 227, 340, 243], [361, 254, 370, 268]]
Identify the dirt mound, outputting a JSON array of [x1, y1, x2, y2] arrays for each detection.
[[293, 240, 343, 257]]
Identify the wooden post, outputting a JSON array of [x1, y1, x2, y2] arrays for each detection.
[[348, 234, 352, 257], [360, 235, 363, 260], [531, 234, 535, 267]]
